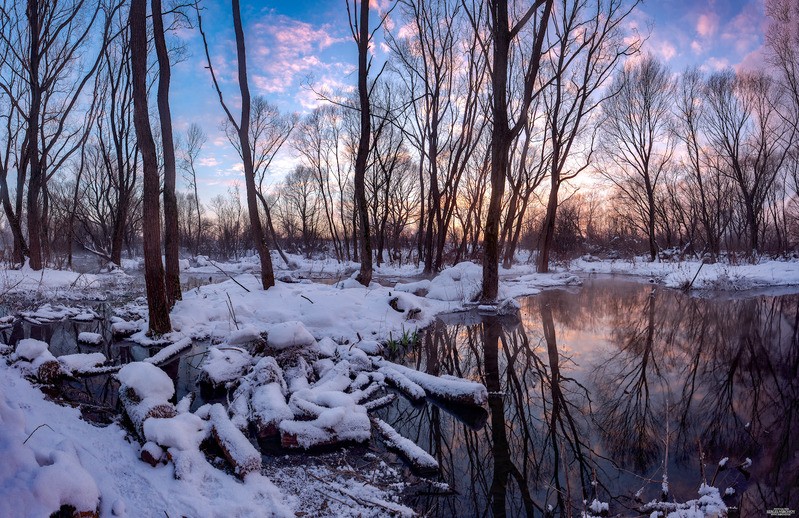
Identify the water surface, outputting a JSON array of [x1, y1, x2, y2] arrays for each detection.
[[379, 278, 799, 516]]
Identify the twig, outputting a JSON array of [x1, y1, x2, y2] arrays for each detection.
[[209, 259, 250, 293], [684, 259, 707, 292], [226, 293, 239, 330], [300, 295, 314, 304], [23, 423, 55, 444]]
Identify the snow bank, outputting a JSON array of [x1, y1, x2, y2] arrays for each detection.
[[571, 256, 799, 291], [0, 360, 291, 517], [0, 377, 98, 517], [426, 262, 483, 302]]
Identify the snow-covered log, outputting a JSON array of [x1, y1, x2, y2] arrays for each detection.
[[116, 363, 177, 437], [77, 332, 103, 345], [14, 339, 65, 383], [58, 353, 107, 375], [208, 404, 261, 479], [376, 365, 426, 402], [374, 359, 488, 406], [144, 337, 192, 366], [200, 346, 252, 389], [372, 417, 438, 473]]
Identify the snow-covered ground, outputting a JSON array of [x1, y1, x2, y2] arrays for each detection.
[[0, 261, 135, 301], [569, 255, 799, 290]]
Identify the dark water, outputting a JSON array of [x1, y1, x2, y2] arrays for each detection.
[[379, 278, 799, 517], [0, 306, 211, 422]]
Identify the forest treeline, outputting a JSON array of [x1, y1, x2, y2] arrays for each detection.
[[1, 0, 798, 330]]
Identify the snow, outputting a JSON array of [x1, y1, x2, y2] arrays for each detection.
[[570, 256, 799, 291], [426, 261, 483, 302], [0, 360, 291, 517], [143, 412, 208, 451], [0, 263, 132, 300], [15, 338, 49, 361], [393, 279, 431, 295], [116, 362, 175, 402], [58, 352, 106, 373], [641, 483, 728, 517], [201, 346, 253, 387], [21, 303, 99, 323], [78, 331, 103, 345], [266, 321, 316, 350]]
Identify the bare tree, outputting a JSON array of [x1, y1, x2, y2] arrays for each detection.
[[179, 123, 207, 256], [466, 0, 554, 302], [197, 0, 275, 289], [224, 96, 295, 268], [599, 55, 675, 261], [131, 0, 171, 334], [704, 70, 796, 255], [0, 0, 120, 269], [152, 0, 181, 305], [536, 0, 640, 273], [387, 0, 488, 272], [346, 0, 385, 286], [294, 106, 352, 261]]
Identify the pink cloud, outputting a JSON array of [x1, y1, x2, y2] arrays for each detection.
[[658, 41, 677, 61], [248, 15, 349, 95], [696, 12, 719, 38]]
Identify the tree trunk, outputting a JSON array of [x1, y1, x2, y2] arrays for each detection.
[[25, 0, 44, 270], [354, 0, 372, 286], [482, 2, 511, 302], [130, 0, 171, 335], [230, 0, 274, 289], [152, 0, 182, 306], [0, 175, 27, 265], [537, 176, 559, 273]]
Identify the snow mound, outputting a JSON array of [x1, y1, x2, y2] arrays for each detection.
[[116, 362, 175, 401], [15, 338, 49, 361], [426, 262, 482, 302], [201, 346, 253, 387], [266, 321, 316, 350]]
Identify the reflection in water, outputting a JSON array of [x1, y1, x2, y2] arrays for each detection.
[[379, 279, 799, 516]]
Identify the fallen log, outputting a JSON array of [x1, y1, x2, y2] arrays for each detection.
[[375, 359, 488, 406], [209, 404, 261, 479], [372, 417, 438, 473]]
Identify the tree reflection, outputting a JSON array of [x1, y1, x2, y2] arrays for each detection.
[[380, 279, 799, 516]]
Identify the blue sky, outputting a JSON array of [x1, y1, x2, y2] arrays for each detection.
[[168, 0, 767, 203]]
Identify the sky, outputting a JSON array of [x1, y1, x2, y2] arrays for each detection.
[[167, 0, 769, 204]]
